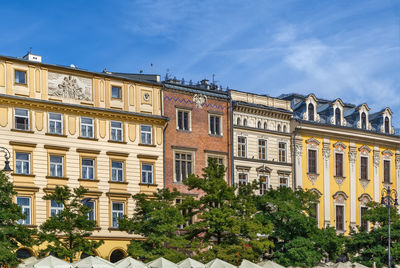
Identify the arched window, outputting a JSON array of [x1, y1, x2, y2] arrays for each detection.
[[361, 112, 367, 129], [264, 122, 267, 129], [335, 108, 341, 125], [257, 121, 261, 128], [385, 116, 390, 133], [110, 249, 125, 263], [308, 103, 314, 121], [283, 125, 287, 133], [277, 124, 281, 132], [16, 248, 32, 259], [237, 118, 241, 125], [243, 119, 247, 126]]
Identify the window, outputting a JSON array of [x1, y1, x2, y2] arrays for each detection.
[[335, 153, 343, 177], [360, 156, 368, 180], [361, 112, 367, 130], [238, 136, 247, 158], [308, 149, 317, 174], [258, 139, 267, 160], [81, 117, 94, 138], [15, 70, 26, 84], [17, 197, 31, 225], [279, 177, 288, 187], [385, 117, 390, 133], [278, 142, 287, 162], [16, 152, 30, 175], [85, 200, 95, 221], [49, 113, 63, 134], [360, 207, 368, 231], [313, 203, 319, 222], [111, 86, 122, 99], [177, 110, 190, 131], [176, 199, 193, 229], [335, 205, 344, 231], [208, 156, 223, 165], [175, 152, 192, 182], [111, 161, 124, 182], [335, 108, 341, 125], [238, 173, 248, 186], [383, 160, 391, 183], [308, 103, 314, 121], [259, 176, 268, 195], [14, 108, 29, 131], [82, 159, 95, 180], [49, 155, 64, 177], [141, 125, 152, 145], [50, 200, 63, 217], [110, 121, 123, 141], [209, 115, 221, 136], [141, 163, 153, 184], [112, 202, 124, 228]]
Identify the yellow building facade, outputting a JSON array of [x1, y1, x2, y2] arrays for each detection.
[[0, 53, 166, 261], [281, 93, 400, 234]]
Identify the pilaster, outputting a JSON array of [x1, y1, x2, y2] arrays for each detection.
[[349, 143, 357, 229], [294, 136, 303, 188], [323, 139, 331, 227], [396, 152, 400, 212], [373, 148, 380, 202]]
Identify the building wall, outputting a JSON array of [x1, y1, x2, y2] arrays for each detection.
[[163, 88, 231, 195], [297, 132, 399, 234], [0, 57, 165, 261]]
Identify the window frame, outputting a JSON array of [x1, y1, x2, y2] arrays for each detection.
[[176, 109, 191, 131], [308, 149, 317, 174], [50, 200, 64, 217], [48, 112, 63, 135], [14, 70, 27, 85], [15, 152, 31, 175], [141, 163, 154, 184], [259, 175, 269, 195], [278, 142, 287, 163], [84, 200, 96, 222], [174, 151, 193, 183], [209, 114, 222, 136], [334, 152, 344, 177], [111, 202, 124, 228], [17, 196, 31, 225], [110, 121, 123, 142], [238, 173, 248, 187], [14, 108, 30, 131], [80, 117, 94, 138], [111, 160, 124, 182], [360, 206, 369, 231], [279, 177, 288, 187], [140, 124, 153, 145], [335, 204, 345, 232], [49, 155, 64, 178], [383, 159, 391, 183], [360, 156, 369, 180], [111, 85, 122, 99], [81, 158, 95, 180], [237, 136, 247, 158], [258, 139, 267, 160]]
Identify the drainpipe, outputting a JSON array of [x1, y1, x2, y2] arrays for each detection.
[[229, 91, 235, 186], [161, 84, 169, 189], [292, 126, 297, 190]]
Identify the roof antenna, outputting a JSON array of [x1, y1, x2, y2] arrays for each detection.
[[150, 63, 154, 73], [29, 47, 32, 54]]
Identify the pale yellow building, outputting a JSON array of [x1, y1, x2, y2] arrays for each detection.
[[230, 90, 293, 191], [281, 93, 400, 234], [0, 53, 166, 262]]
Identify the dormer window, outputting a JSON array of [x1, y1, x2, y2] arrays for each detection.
[[361, 112, 367, 130], [335, 108, 341, 125], [308, 103, 314, 121], [385, 117, 390, 133]]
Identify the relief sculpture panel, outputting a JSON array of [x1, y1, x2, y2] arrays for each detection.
[[48, 72, 92, 101]]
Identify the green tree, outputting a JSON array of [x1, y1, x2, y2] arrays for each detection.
[[119, 188, 188, 263], [183, 158, 273, 264], [346, 202, 400, 267], [0, 171, 35, 265], [37, 185, 103, 262], [256, 187, 344, 267]]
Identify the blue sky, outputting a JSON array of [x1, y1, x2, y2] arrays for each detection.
[[1, 0, 399, 124]]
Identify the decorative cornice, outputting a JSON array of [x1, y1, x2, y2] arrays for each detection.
[[9, 141, 37, 148], [333, 191, 348, 200]]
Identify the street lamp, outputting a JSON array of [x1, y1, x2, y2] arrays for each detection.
[[381, 186, 398, 268], [0, 147, 12, 173]]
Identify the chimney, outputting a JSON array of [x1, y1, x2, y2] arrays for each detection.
[[201, 79, 210, 90]]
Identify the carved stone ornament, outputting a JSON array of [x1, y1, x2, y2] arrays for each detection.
[[343, 118, 347, 126], [373, 151, 380, 168], [333, 191, 348, 203], [396, 154, 400, 170], [307, 173, 319, 185], [302, 113, 307, 120], [316, 114, 321, 122], [382, 150, 393, 159], [358, 193, 372, 206], [334, 176, 346, 187], [322, 144, 331, 160], [143, 93, 150, 101], [359, 179, 370, 190], [48, 72, 92, 101], [333, 142, 346, 152], [193, 94, 207, 108], [295, 144, 303, 157], [348, 148, 357, 163], [358, 145, 371, 156]]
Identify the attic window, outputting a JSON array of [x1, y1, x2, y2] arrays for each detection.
[[361, 112, 367, 130], [385, 117, 390, 133], [335, 108, 341, 125], [308, 103, 314, 121]]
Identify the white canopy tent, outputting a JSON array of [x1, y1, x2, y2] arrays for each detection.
[[178, 258, 205, 268], [205, 258, 236, 268], [25, 255, 72, 268], [146, 257, 178, 268], [114, 257, 147, 268], [257, 260, 285, 268], [239, 260, 262, 268], [73, 256, 114, 268]]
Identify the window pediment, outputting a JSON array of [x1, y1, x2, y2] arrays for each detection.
[[358, 145, 371, 155], [333, 142, 346, 151], [333, 191, 348, 203], [256, 165, 271, 174]]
